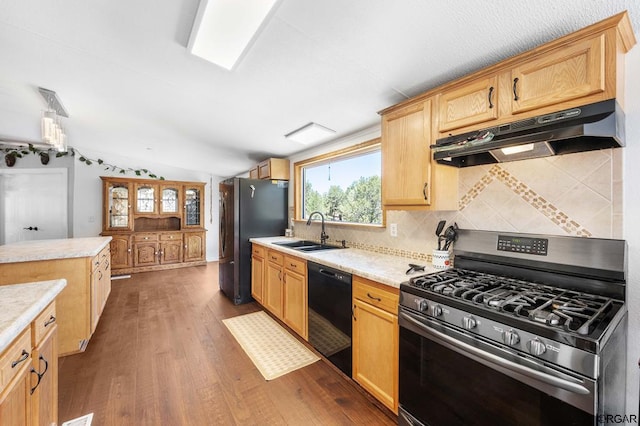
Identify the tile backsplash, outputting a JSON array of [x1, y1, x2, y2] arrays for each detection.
[[295, 149, 622, 260]]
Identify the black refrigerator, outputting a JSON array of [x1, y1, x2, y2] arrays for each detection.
[[218, 178, 288, 304]]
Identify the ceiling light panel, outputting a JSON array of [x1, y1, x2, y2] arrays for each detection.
[[285, 122, 336, 145], [188, 0, 279, 70]]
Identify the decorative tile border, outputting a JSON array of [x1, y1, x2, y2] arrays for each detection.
[[459, 165, 593, 237]]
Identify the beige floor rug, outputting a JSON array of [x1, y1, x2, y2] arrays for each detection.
[[222, 310, 320, 380]]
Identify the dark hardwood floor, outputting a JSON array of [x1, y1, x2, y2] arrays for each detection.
[[58, 263, 396, 425]]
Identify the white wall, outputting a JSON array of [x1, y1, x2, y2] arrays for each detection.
[[624, 44, 640, 420], [71, 147, 221, 261]]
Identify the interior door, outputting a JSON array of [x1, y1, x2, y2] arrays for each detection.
[[0, 168, 68, 244]]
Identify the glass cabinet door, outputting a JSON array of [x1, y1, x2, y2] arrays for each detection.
[[136, 184, 157, 214], [160, 186, 180, 215], [108, 183, 131, 229], [184, 187, 202, 227]]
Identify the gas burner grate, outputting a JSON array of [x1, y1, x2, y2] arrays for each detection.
[[408, 268, 615, 336]]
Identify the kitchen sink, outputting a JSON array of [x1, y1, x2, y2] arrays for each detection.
[[296, 244, 344, 252], [272, 240, 344, 251], [272, 240, 318, 248]]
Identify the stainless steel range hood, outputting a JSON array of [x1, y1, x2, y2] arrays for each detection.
[[432, 99, 624, 167]]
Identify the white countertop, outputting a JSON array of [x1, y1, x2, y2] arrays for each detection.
[[0, 237, 111, 264], [250, 237, 439, 288], [0, 279, 67, 353]]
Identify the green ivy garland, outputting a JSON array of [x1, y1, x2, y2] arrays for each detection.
[[1, 144, 164, 180]]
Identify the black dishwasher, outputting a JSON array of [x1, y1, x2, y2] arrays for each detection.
[[307, 261, 352, 376]]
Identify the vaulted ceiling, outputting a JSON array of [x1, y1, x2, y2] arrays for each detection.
[[1, 0, 638, 177]]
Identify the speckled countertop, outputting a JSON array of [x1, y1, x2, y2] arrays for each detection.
[[0, 279, 67, 353], [250, 237, 439, 288], [0, 237, 111, 264]]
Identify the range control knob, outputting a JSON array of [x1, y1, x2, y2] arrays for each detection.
[[529, 339, 546, 356], [462, 316, 477, 330], [429, 304, 442, 317], [502, 330, 520, 346], [414, 298, 428, 312]]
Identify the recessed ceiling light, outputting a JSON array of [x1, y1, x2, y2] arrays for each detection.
[[285, 122, 336, 145], [188, 0, 279, 70]]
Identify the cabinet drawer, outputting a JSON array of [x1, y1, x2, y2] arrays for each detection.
[[0, 328, 31, 392], [160, 232, 182, 242], [353, 276, 399, 315], [267, 250, 284, 266], [93, 245, 110, 271], [284, 255, 306, 274], [133, 233, 158, 242], [32, 302, 57, 346], [252, 244, 265, 258]]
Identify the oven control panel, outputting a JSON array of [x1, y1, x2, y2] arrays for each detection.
[[497, 235, 548, 255]]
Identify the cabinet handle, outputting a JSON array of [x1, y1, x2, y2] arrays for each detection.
[[352, 304, 357, 321], [488, 86, 494, 109], [289, 263, 296, 269], [513, 77, 520, 101], [127, 248, 132, 253], [99, 271, 103, 280], [30, 355, 49, 395], [11, 350, 29, 368], [44, 315, 56, 327], [422, 183, 428, 200], [367, 292, 382, 302]]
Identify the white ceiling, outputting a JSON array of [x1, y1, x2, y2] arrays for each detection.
[[1, 0, 639, 178]]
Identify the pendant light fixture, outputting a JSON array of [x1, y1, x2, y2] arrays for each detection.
[[38, 87, 68, 152]]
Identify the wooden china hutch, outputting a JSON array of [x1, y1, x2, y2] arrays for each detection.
[[100, 176, 207, 274]]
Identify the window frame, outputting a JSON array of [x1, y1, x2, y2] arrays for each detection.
[[293, 138, 385, 228]]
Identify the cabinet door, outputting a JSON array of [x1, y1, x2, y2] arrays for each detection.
[[31, 327, 58, 426], [109, 235, 131, 270], [264, 262, 283, 318], [352, 299, 398, 413], [159, 185, 180, 215], [382, 99, 432, 206], [283, 270, 307, 339], [0, 361, 30, 426], [251, 255, 265, 304], [511, 35, 606, 114], [90, 268, 100, 333], [160, 240, 183, 264], [104, 181, 132, 231], [184, 232, 205, 262], [183, 186, 204, 227], [133, 242, 159, 267], [438, 75, 498, 132], [134, 184, 158, 215]]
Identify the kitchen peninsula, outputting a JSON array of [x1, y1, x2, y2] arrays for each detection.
[[0, 237, 112, 356]]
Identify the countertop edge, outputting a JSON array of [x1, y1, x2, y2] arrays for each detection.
[[0, 279, 67, 354], [250, 237, 438, 289], [0, 236, 112, 264]]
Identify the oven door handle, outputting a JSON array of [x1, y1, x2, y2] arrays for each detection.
[[400, 312, 591, 396]]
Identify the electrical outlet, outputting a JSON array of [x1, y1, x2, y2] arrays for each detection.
[[390, 223, 398, 237]]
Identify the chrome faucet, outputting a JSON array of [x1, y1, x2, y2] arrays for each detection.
[[306, 211, 328, 245]]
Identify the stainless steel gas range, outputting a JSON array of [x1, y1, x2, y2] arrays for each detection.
[[398, 229, 627, 426]]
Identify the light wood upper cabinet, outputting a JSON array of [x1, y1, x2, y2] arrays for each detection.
[[381, 98, 458, 210], [382, 99, 432, 207], [134, 183, 158, 215], [511, 34, 606, 114], [159, 185, 181, 215], [257, 158, 289, 180], [183, 185, 204, 228], [438, 75, 498, 132], [103, 180, 132, 231]]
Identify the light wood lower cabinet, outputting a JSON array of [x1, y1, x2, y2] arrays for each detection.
[[0, 244, 111, 356], [264, 250, 284, 318], [282, 255, 308, 340], [255, 245, 308, 340], [251, 245, 266, 304], [352, 275, 399, 414], [0, 302, 59, 426]]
